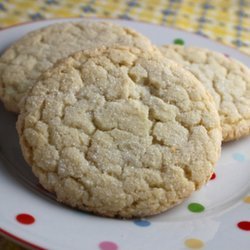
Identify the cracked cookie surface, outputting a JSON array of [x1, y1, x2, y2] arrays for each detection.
[[17, 46, 222, 218], [0, 21, 154, 113], [160, 45, 250, 141]]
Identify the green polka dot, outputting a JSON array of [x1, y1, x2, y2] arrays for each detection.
[[173, 38, 185, 45], [188, 203, 205, 213]]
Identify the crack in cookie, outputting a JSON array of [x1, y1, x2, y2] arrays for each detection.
[[17, 46, 222, 218], [0, 21, 154, 113], [160, 45, 250, 141]]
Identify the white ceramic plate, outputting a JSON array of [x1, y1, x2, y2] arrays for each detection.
[[0, 18, 249, 250]]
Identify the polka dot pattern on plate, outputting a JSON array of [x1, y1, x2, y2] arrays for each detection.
[[243, 196, 250, 203], [184, 238, 204, 249], [237, 221, 250, 231], [188, 203, 205, 213], [173, 38, 185, 45], [210, 172, 216, 180], [16, 213, 35, 225], [233, 153, 246, 162], [133, 219, 151, 227], [99, 241, 118, 250]]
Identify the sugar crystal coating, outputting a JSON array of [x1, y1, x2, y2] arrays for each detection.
[[17, 46, 222, 218]]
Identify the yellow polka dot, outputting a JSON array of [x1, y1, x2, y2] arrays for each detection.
[[185, 238, 204, 249], [243, 196, 250, 203]]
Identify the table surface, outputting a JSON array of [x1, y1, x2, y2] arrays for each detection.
[[0, 0, 249, 249], [0, 0, 249, 55]]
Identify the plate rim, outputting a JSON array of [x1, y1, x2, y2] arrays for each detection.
[[0, 227, 46, 250], [0, 16, 249, 57]]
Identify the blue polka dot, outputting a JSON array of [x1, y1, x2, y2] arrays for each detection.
[[133, 219, 151, 227], [233, 153, 246, 162]]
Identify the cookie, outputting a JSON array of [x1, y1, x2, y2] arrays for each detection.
[[160, 45, 250, 141], [0, 21, 154, 113], [17, 46, 222, 218]]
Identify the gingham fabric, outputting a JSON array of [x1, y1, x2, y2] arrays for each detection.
[[0, 0, 249, 54]]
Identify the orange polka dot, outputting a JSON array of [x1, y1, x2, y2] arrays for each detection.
[[243, 196, 250, 203], [185, 238, 204, 249]]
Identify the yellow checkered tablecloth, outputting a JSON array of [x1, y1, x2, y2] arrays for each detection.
[[0, 0, 249, 249], [0, 0, 249, 54]]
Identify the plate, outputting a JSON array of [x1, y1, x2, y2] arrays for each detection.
[[0, 18, 250, 250]]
